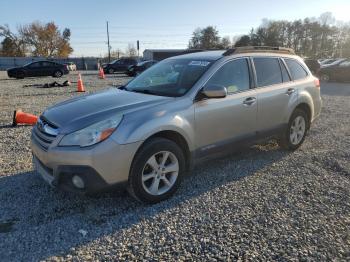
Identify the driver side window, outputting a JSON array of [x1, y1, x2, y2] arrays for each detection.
[[207, 59, 250, 93], [28, 62, 41, 68]]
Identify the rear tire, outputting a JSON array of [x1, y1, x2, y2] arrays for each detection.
[[128, 138, 185, 204], [320, 74, 330, 82], [278, 109, 309, 150], [53, 70, 63, 78]]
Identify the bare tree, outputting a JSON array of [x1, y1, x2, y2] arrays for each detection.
[[110, 48, 125, 59], [0, 24, 26, 56], [232, 12, 350, 58], [125, 43, 137, 57]]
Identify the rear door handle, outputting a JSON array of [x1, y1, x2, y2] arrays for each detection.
[[243, 97, 257, 106], [286, 88, 296, 95]]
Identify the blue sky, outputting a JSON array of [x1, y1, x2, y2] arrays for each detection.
[[1, 0, 350, 57]]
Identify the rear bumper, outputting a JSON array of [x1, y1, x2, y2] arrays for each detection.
[[312, 97, 322, 123], [31, 136, 142, 193]]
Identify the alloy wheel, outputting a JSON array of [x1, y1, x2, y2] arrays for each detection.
[[290, 116, 306, 145], [321, 74, 329, 81], [141, 151, 179, 196], [55, 71, 62, 77]]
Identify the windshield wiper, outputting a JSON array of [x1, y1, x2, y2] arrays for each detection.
[[130, 89, 159, 95]]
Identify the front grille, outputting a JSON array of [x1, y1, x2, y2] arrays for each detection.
[[32, 118, 59, 151]]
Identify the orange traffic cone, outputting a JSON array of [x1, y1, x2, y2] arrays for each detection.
[[12, 109, 38, 126], [98, 68, 105, 79], [77, 73, 85, 92]]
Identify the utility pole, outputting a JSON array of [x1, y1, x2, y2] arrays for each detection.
[[106, 21, 111, 62], [137, 40, 140, 57]]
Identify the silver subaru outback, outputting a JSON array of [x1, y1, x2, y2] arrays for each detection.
[[31, 47, 322, 203]]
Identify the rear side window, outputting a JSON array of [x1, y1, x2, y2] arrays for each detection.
[[253, 58, 282, 87], [42, 62, 53, 67], [285, 59, 308, 80], [207, 59, 250, 93]]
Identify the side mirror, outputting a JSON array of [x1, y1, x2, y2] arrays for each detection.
[[202, 84, 227, 98]]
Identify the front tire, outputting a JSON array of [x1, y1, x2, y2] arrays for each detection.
[[53, 70, 63, 78], [16, 71, 25, 79], [128, 138, 185, 203], [108, 68, 114, 74], [278, 109, 309, 150]]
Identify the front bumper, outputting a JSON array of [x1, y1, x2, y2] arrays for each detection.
[[7, 71, 15, 78], [31, 136, 142, 193]]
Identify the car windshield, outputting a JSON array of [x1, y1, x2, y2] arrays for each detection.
[[125, 58, 213, 97], [111, 59, 119, 64]]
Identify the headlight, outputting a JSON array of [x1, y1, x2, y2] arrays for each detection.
[[59, 115, 123, 147]]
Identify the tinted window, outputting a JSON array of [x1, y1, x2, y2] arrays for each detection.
[[28, 62, 41, 68], [42, 62, 54, 67], [285, 59, 308, 80], [207, 59, 250, 93], [254, 58, 282, 87], [280, 60, 291, 82]]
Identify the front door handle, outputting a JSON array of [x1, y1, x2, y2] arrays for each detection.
[[286, 88, 296, 95], [243, 97, 256, 106]]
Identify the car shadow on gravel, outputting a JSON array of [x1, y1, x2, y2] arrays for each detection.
[[0, 141, 289, 260]]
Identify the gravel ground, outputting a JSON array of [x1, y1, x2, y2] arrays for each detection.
[[0, 71, 349, 261]]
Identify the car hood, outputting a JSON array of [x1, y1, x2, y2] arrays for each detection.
[[41, 88, 173, 134], [7, 66, 23, 71]]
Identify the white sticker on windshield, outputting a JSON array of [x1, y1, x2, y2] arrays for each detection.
[[189, 61, 210, 66]]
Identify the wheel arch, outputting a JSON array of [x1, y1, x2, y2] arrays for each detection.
[[135, 130, 193, 172], [53, 69, 63, 76], [291, 102, 312, 129]]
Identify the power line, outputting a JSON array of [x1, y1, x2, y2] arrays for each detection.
[[106, 21, 111, 62]]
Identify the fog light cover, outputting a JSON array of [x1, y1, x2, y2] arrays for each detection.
[[72, 175, 85, 189]]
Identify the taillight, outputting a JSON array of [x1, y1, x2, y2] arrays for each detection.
[[314, 78, 320, 89]]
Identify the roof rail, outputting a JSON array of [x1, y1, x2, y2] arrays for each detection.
[[223, 46, 295, 56]]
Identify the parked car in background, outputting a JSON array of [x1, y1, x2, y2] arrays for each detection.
[[319, 59, 350, 82], [126, 60, 158, 76], [64, 62, 77, 71], [103, 58, 140, 74], [31, 47, 322, 203], [304, 59, 320, 75], [321, 58, 347, 68], [320, 58, 338, 66], [7, 61, 69, 79]]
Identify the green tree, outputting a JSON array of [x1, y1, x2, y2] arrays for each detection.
[[234, 35, 251, 47], [188, 26, 221, 49]]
